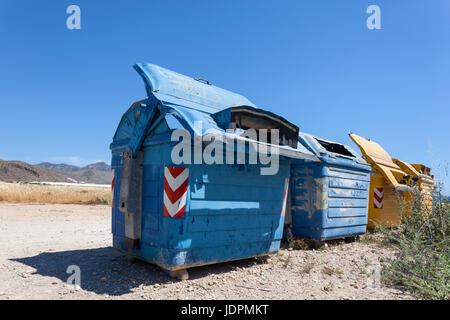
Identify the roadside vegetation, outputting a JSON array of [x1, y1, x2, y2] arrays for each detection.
[[376, 184, 449, 300], [0, 182, 112, 205]]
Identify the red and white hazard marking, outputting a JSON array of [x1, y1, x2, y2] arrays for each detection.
[[374, 187, 384, 209], [163, 166, 189, 218], [281, 178, 289, 217], [111, 169, 115, 208]]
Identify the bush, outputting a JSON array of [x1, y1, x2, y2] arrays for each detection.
[[376, 184, 449, 299]]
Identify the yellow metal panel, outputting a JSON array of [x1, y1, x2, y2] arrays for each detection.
[[348, 133, 393, 165], [349, 134, 413, 229], [349, 134, 409, 189], [367, 173, 404, 229], [393, 159, 434, 211], [393, 159, 420, 177]]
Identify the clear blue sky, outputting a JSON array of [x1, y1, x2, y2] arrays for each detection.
[[1, 1, 449, 191]]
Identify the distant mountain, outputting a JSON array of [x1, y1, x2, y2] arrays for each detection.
[[37, 162, 81, 173], [83, 162, 111, 172], [36, 161, 112, 184], [0, 160, 113, 185], [0, 160, 70, 183]]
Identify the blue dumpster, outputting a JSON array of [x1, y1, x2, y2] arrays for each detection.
[[286, 132, 371, 241], [110, 63, 319, 278]]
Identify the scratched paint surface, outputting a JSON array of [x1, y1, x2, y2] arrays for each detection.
[[111, 142, 290, 270], [289, 151, 371, 240]]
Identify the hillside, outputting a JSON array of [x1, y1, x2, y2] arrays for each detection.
[[0, 160, 70, 183], [36, 162, 80, 173], [36, 162, 113, 185], [0, 160, 113, 185]]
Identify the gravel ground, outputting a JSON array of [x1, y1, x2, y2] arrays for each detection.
[[0, 202, 413, 300]]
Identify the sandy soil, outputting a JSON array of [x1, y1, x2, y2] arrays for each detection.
[[0, 202, 413, 300]]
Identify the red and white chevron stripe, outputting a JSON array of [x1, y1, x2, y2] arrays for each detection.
[[281, 178, 289, 217], [163, 166, 189, 218], [111, 169, 115, 208], [374, 187, 384, 209]]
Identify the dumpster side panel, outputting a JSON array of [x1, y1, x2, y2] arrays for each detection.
[[290, 159, 370, 240], [183, 161, 288, 267], [113, 142, 289, 270], [322, 165, 369, 238], [367, 173, 402, 229], [290, 163, 323, 237], [111, 154, 125, 238]]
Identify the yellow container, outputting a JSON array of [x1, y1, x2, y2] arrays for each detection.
[[392, 159, 434, 211], [349, 134, 413, 229]]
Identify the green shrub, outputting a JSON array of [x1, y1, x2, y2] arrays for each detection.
[[376, 184, 449, 300]]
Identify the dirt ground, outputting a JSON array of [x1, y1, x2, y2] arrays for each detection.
[[0, 202, 413, 300]]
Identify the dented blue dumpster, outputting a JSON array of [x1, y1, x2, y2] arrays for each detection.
[[110, 63, 319, 278], [285, 132, 371, 241]]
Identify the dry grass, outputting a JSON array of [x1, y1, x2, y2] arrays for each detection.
[[0, 182, 112, 205]]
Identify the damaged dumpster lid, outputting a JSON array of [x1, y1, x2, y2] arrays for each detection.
[[213, 105, 300, 149], [118, 63, 319, 162], [298, 132, 368, 165], [134, 62, 256, 114], [392, 159, 434, 184], [112, 63, 319, 163], [153, 102, 319, 162], [349, 133, 412, 191]]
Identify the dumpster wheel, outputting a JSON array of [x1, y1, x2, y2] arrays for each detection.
[[310, 239, 325, 249], [169, 269, 189, 281], [344, 235, 360, 243]]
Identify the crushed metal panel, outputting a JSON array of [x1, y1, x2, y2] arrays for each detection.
[[134, 63, 256, 112], [159, 102, 320, 163], [298, 132, 363, 162], [213, 106, 299, 149]]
